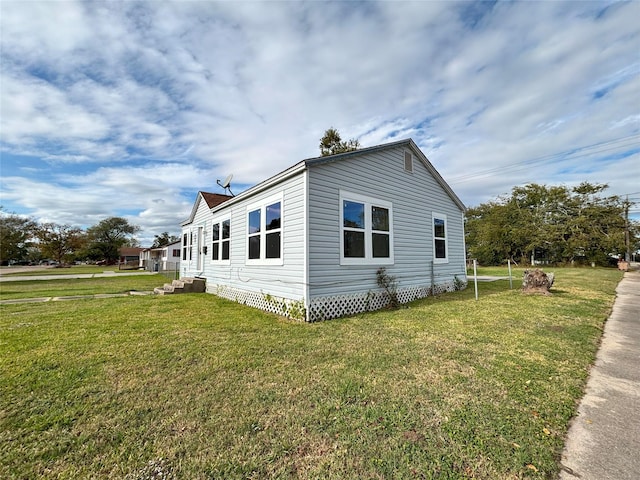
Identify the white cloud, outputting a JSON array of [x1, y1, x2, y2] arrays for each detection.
[[0, 72, 110, 145], [1, 0, 639, 242], [0, 1, 91, 56]]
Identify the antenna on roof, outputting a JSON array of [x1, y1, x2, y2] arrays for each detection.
[[217, 174, 235, 196]]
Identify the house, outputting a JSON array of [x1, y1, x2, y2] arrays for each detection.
[[141, 240, 182, 272], [118, 247, 144, 269], [180, 138, 467, 321]]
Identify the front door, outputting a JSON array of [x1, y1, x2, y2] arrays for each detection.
[[197, 226, 204, 271]]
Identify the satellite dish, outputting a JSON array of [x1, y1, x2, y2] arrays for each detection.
[[217, 174, 235, 196], [221, 174, 233, 189]]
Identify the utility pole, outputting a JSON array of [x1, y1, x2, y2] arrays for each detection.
[[624, 196, 630, 262]]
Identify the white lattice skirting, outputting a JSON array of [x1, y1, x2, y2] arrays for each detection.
[[211, 285, 307, 320], [210, 281, 466, 322], [308, 281, 464, 321]]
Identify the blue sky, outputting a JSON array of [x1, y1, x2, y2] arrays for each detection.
[[1, 0, 639, 245]]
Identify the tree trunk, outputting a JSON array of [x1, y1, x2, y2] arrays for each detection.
[[522, 269, 554, 295]]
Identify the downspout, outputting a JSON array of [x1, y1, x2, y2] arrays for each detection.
[[303, 168, 310, 321], [461, 210, 468, 280]]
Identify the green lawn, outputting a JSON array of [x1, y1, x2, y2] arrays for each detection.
[[0, 275, 166, 300], [468, 265, 541, 278], [0, 265, 139, 276], [0, 268, 623, 479]]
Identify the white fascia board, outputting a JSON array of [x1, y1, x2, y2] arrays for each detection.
[[408, 140, 467, 213], [209, 161, 306, 215], [181, 191, 207, 226]]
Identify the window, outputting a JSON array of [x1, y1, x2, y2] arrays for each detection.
[[246, 194, 283, 265], [343, 200, 365, 258], [211, 218, 231, 263], [404, 151, 413, 172], [172, 249, 180, 258], [433, 213, 448, 263], [182, 233, 188, 261], [340, 191, 393, 265]]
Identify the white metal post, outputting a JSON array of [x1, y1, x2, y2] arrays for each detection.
[[473, 259, 478, 301]]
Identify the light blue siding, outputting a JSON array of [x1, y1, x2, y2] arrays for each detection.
[[181, 195, 212, 278], [181, 140, 466, 320], [186, 173, 306, 302], [307, 145, 466, 300]]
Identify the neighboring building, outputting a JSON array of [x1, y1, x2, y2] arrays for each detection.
[[118, 247, 144, 268], [141, 240, 182, 272], [181, 138, 467, 321]]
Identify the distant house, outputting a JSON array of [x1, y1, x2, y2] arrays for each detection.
[[118, 247, 144, 269], [181, 138, 467, 321], [141, 240, 182, 272]]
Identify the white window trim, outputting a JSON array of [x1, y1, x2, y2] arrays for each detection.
[[210, 215, 231, 265], [432, 212, 448, 264], [340, 190, 394, 266], [245, 192, 284, 266]]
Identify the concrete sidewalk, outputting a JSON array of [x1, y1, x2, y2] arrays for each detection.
[[559, 268, 640, 480], [0, 271, 157, 282], [0, 290, 155, 305]]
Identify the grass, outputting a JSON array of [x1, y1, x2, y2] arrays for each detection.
[[0, 265, 136, 276], [468, 264, 542, 278], [0, 275, 165, 300], [0, 268, 623, 479]]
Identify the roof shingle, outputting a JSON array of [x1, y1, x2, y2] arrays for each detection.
[[200, 192, 233, 208]]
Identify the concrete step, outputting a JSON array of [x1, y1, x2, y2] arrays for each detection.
[[165, 282, 184, 293], [153, 283, 181, 295], [179, 277, 206, 293], [153, 277, 205, 295]]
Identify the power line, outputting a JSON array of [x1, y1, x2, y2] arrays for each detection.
[[447, 134, 640, 184], [450, 136, 639, 183]]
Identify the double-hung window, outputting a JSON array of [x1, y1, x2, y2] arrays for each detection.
[[246, 194, 283, 265], [211, 218, 231, 263], [340, 191, 393, 265], [182, 233, 188, 261], [433, 213, 448, 263]]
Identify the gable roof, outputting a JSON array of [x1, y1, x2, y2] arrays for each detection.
[[188, 138, 465, 219], [182, 191, 233, 225], [201, 192, 234, 209], [304, 138, 466, 212]]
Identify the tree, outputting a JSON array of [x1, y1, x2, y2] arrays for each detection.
[[151, 232, 180, 248], [0, 209, 38, 265], [465, 201, 523, 265], [507, 183, 570, 263], [465, 183, 633, 266], [84, 217, 140, 264], [36, 223, 85, 264], [319, 127, 360, 156]]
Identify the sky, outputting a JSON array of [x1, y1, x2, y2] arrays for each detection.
[[1, 0, 639, 246]]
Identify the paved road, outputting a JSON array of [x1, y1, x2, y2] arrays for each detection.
[[559, 267, 640, 480]]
